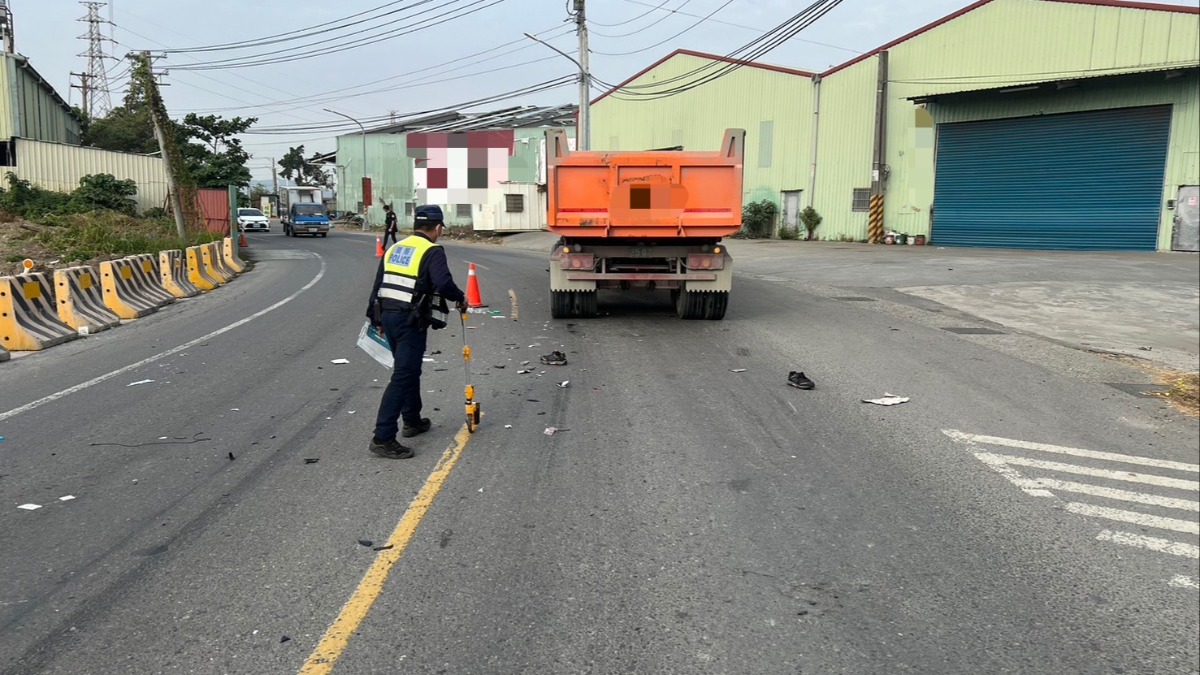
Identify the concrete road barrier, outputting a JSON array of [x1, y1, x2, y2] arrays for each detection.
[[54, 266, 120, 334], [222, 237, 246, 274], [209, 242, 235, 282], [131, 254, 177, 307], [200, 244, 230, 285], [0, 344, 9, 362], [160, 250, 200, 298], [100, 258, 161, 319], [186, 246, 219, 291], [0, 273, 80, 351]]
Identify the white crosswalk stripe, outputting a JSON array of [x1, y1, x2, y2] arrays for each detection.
[[943, 429, 1200, 586]]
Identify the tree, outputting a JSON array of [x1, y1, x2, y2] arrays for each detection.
[[278, 146, 331, 187], [800, 206, 823, 241], [175, 113, 257, 189]]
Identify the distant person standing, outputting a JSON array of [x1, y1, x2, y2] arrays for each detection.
[[383, 204, 399, 247]]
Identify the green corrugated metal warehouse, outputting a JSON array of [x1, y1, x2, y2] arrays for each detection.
[[591, 0, 1200, 251]]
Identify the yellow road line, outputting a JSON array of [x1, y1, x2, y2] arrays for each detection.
[[299, 425, 473, 674]]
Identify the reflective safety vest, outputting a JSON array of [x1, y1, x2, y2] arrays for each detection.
[[378, 234, 448, 327]]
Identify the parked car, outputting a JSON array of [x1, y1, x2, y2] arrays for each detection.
[[237, 208, 271, 232]]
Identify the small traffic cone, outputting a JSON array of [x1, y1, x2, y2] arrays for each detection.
[[238, 232, 248, 247], [375, 237, 384, 258], [466, 263, 487, 308]]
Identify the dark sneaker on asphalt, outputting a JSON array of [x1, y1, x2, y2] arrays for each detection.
[[787, 371, 815, 390], [540, 351, 568, 366], [401, 418, 432, 438], [369, 438, 414, 459]]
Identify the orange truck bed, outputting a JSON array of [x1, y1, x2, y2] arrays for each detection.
[[546, 129, 746, 240]]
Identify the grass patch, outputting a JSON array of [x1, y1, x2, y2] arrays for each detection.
[[0, 210, 223, 277]]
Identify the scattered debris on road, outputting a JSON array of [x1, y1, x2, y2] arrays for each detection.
[[544, 427, 558, 436], [280, 636, 291, 644], [17, 504, 41, 511], [541, 351, 568, 366], [304, 458, 319, 464], [228, 452, 235, 460], [787, 372, 815, 390], [557, 381, 570, 388], [863, 393, 909, 406], [730, 368, 747, 373], [59, 495, 75, 501], [330, 358, 350, 364], [127, 379, 155, 386], [357, 539, 373, 547], [373, 544, 394, 551]]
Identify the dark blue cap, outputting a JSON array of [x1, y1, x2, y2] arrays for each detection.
[[414, 205, 443, 224]]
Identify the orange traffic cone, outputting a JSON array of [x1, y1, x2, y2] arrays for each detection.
[[466, 263, 487, 308], [238, 232, 248, 247], [375, 237, 384, 258]]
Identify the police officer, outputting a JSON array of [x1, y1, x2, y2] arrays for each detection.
[[366, 205, 467, 459], [383, 203, 399, 247]]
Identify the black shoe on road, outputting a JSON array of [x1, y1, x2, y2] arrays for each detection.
[[787, 371, 815, 390], [369, 438, 415, 459], [401, 418, 432, 438]]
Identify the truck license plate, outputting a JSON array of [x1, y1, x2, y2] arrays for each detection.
[[631, 247, 651, 257], [308, 227, 318, 232]]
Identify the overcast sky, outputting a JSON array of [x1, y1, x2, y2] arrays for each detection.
[[10, 0, 1196, 182]]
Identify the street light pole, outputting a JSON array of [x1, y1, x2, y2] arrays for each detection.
[[324, 108, 368, 230], [524, 4, 590, 150]]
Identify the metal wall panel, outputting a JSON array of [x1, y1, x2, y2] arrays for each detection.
[[932, 106, 1171, 250], [0, 55, 82, 144], [591, 52, 813, 210], [813, 0, 1199, 246], [7, 138, 170, 213]]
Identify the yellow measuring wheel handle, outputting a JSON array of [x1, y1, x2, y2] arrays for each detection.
[[463, 345, 472, 361], [465, 384, 475, 400]]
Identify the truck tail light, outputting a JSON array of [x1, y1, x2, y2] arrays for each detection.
[[686, 254, 724, 270], [561, 254, 594, 270]]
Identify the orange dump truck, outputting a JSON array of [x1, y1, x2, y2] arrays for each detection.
[[545, 128, 746, 320]]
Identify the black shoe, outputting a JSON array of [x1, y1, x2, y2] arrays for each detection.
[[401, 418, 432, 438], [540, 351, 568, 366], [787, 371, 815, 390], [369, 438, 414, 459]]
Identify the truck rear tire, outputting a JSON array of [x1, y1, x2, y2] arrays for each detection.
[[677, 290, 728, 320], [550, 290, 597, 318]]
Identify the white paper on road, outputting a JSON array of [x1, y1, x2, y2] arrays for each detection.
[[330, 358, 350, 364], [127, 379, 155, 387], [17, 504, 41, 510], [357, 321, 393, 370], [863, 393, 909, 406]]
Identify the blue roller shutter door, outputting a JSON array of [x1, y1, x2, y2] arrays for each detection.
[[932, 106, 1171, 251]]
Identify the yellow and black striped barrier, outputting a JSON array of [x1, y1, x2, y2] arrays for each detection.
[[222, 237, 246, 274], [868, 193, 885, 244], [186, 246, 219, 291], [100, 258, 162, 320], [160, 250, 201, 298], [200, 243, 231, 284], [54, 266, 121, 334], [131, 254, 178, 307], [0, 273, 79, 352]]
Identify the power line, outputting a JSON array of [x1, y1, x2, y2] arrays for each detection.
[[600, 0, 845, 100], [587, 0, 692, 38], [586, 0, 671, 27], [592, 0, 731, 57], [171, 0, 508, 72]]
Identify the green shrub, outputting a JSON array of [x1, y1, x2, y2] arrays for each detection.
[[741, 200, 778, 238], [70, 174, 138, 214], [800, 206, 823, 241]]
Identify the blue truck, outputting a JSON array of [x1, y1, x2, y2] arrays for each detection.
[[281, 187, 330, 238]]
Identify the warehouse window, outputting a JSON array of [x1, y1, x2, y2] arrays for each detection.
[[852, 188, 871, 212], [505, 194, 524, 213], [456, 204, 472, 218], [758, 120, 774, 168]]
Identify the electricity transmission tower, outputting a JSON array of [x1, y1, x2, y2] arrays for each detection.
[[75, 1, 113, 117]]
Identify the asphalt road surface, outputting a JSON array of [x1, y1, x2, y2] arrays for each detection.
[[1, 231, 1197, 675]]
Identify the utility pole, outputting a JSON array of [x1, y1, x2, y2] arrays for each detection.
[[77, 1, 113, 117], [70, 71, 91, 117], [574, 0, 590, 150], [140, 50, 187, 238]]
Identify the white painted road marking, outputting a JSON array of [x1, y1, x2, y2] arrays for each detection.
[[974, 452, 1199, 491], [0, 256, 327, 424], [942, 429, 1200, 473], [1097, 530, 1200, 559], [944, 430, 1200, 580], [1064, 503, 1200, 535]]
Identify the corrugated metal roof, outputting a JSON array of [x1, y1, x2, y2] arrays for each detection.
[[417, 104, 577, 132], [907, 63, 1198, 101]]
